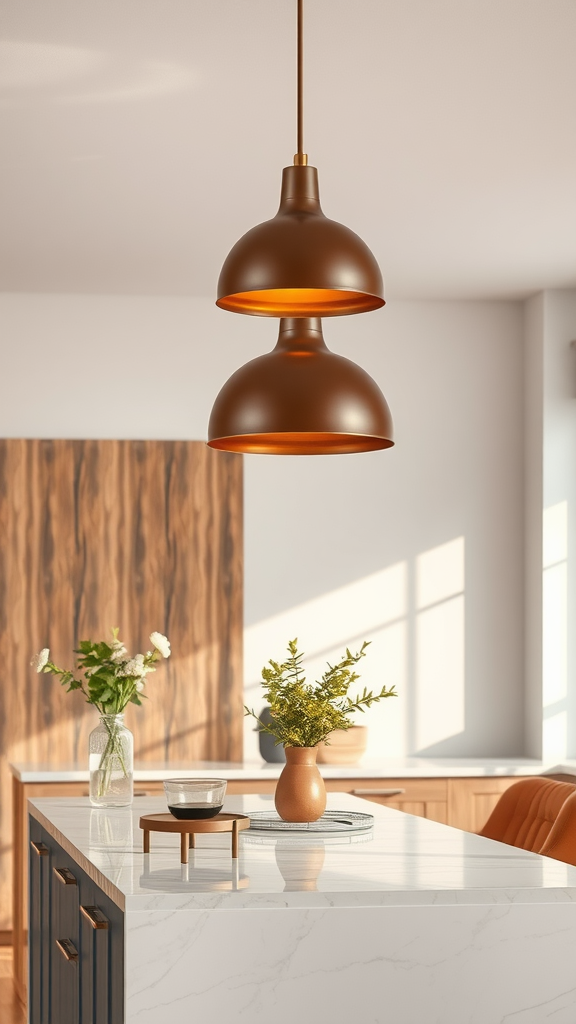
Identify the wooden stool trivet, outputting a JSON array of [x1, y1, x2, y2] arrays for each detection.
[[139, 813, 250, 863]]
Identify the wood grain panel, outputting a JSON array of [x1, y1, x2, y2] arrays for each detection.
[[447, 777, 529, 833], [425, 801, 449, 825], [0, 948, 26, 1024], [326, 778, 448, 824], [0, 439, 243, 930], [341, 778, 447, 802]]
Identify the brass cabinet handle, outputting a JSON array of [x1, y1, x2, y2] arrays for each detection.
[[351, 788, 406, 796], [56, 939, 79, 962], [30, 841, 49, 856], [53, 867, 77, 885], [80, 905, 109, 930]]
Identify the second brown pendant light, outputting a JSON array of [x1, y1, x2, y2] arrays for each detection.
[[208, 0, 394, 455], [208, 318, 393, 455]]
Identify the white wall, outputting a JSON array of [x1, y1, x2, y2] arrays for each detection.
[[523, 293, 544, 757], [522, 289, 576, 760], [542, 290, 576, 758], [1, 293, 526, 759]]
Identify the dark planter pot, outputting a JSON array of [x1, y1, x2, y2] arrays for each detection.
[[257, 707, 286, 763]]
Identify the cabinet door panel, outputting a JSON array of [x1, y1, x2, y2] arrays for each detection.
[[80, 897, 110, 1024], [51, 848, 80, 1024], [334, 778, 447, 802], [79, 880, 95, 1024], [29, 822, 51, 1024], [28, 817, 125, 1023], [93, 925, 111, 1024], [79, 864, 124, 1023], [95, 888, 124, 1022], [447, 778, 530, 832], [340, 779, 448, 824], [52, 937, 80, 1024], [398, 801, 426, 817], [425, 801, 449, 825]]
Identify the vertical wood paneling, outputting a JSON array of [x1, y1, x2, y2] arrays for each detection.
[[447, 778, 526, 833], [0, 439, 243, 930]]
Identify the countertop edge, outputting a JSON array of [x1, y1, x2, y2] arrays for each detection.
[[28, 800, 125, 912], [122, 886, 576, 912]]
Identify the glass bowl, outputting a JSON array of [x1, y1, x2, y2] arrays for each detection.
[[164, 778, 227, 820]]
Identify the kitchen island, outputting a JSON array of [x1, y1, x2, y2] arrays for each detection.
[[28, 792, 576, 1024], [13, 755, 576, 1003]]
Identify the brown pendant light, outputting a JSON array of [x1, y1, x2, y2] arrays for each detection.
[[207, 319, 394, 455], [216, 0, 385, 318]]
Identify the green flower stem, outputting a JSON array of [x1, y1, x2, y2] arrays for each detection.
[[97, 717, 128, 798]]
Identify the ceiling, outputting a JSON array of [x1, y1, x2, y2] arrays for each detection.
[[1, 0, 575, 301]]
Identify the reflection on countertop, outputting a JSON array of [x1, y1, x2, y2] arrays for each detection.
[[28, 793, 576, 913]]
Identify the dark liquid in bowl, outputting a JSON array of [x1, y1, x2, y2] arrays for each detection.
[[168, 804, 223, 820]]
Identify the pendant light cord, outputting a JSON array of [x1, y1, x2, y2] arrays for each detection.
[[295, 0, 308, 164]]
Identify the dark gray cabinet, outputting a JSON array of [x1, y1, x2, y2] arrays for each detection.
[[29, 818, 124, 1024], [29, 832, 51, 1024]]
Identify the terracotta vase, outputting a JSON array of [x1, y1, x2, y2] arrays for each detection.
[[274, 746, 327, 822], [275, 843, 326, 891]]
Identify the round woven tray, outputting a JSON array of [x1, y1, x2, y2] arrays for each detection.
[[247, 809, 374, 836]]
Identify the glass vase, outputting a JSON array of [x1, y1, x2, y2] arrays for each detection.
[[89, 713, 134, 807]]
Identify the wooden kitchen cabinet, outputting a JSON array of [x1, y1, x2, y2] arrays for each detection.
[[324, 777, 449, 824], [28, 818, 124, 1024], [335, 776, 530, 831], [28, 829, 51, 1024], [447, 776, 527, 833]]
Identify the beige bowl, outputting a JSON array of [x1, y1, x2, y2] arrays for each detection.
[[316, 725, 368, 765]]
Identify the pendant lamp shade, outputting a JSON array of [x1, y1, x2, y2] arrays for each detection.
[[217, 166, 385, 318], [207, 319, 394, 455]]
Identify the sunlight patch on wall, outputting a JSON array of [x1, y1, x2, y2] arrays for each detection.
[[543, 708, 568, 762], [415, 538, 465, 751], [244, 538, 468, 762], [244, 564, 408, 761], [543, 563, 568, 707], [416, 536, 465, 610], [543, 501, 568, 569]]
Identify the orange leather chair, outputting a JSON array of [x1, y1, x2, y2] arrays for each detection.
[[539, 790, 576, 866], [479, 777, 575, 853]]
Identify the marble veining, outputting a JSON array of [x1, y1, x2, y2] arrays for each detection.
[[31, 792, 576, 1023], [28, 794, 576, 912], [124, 903, 576, 1024]]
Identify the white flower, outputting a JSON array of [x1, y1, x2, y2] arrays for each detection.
[[31, 648, 50, 672], [150, 632, 171, 658], [136, 679, 145, 693], [120, 654, 146, 678], [110, 644, 127, 663]]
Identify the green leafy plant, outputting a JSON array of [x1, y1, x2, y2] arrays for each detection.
[[245, 639, 396, 748], [32, 628, 171, 796], [32, 628, 171, 713]]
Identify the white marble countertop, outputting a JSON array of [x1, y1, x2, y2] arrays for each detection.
[[12, 757, 576, 782], [28, 793, 576, 913]]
